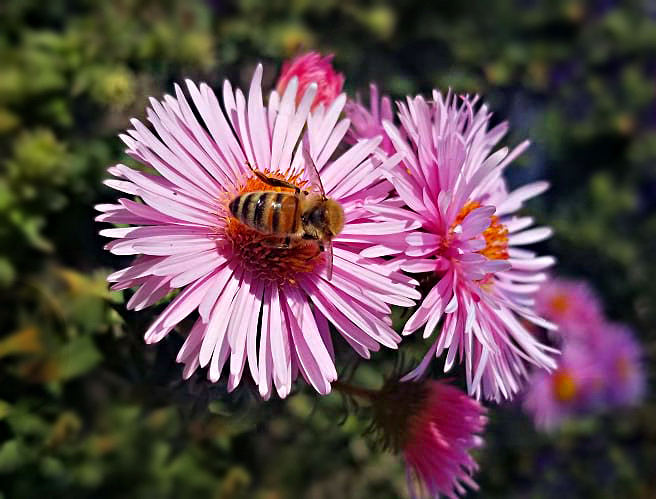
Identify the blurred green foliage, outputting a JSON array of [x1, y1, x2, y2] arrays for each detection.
[[0, 0, 654, 497]]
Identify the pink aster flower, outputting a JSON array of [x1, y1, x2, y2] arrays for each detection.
[[98, 64, 419, 399], [366, 91, 558, 401], [360, 379, 486, 498], [534, 277, 606, 342], [276, 51, 345, 111], [523, 341, 605, 431], [596, 323, 645, 407]]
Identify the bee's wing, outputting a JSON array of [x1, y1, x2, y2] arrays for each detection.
[[302, 145, 326, 198], [325, 239, 334, 281]]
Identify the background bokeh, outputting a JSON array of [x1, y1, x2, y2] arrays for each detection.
[[1, 0, 654, 497]]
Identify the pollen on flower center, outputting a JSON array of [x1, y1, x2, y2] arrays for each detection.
[[454, 200, 509, 260], [221, 170, 324, 285], [552, 368, 577, 403]]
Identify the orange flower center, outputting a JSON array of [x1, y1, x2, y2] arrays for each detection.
[[221, 170, 324, 285], [552, 368, 577, 403], [550, 294, 570, 315], [453, 201, 509, 260]]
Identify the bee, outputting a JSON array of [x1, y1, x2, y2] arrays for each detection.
[[228, 150, 344, 280]]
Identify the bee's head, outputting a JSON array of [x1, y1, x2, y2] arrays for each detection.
[[323, 198, 344, 237]]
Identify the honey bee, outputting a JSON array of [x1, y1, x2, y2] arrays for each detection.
[[228, 151, 344, 280]]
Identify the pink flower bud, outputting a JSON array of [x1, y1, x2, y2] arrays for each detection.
[[276, 52, 345, 110], [369, 379, 487, 498]]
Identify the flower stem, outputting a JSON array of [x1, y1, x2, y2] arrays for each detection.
[[332, 380, 377, 400]]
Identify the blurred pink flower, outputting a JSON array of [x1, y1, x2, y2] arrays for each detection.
[[523, 341, 605, 431], [597, 323, 645, 407], [535, 277, 605, 341], [98, 64, 419, 399], [376, 91, 557, 401], [371, 380, 487, 499], [276, 51, 345, 110]]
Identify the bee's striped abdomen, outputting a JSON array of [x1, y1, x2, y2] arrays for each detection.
[[229, 191, 300, 236]]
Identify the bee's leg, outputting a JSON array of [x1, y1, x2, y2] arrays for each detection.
[[247, 162, 301, 193]]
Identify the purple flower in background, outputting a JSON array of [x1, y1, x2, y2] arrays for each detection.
[[523, 341, 605, 431], [359, 90, 557, 401], [535, 277, 606, 342], [523, 281, 646, 430], [597, 322, 646, 407], [98, 64, 420, 399]]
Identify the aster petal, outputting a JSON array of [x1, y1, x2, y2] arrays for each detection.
[[226, 271, 256, 390], [167, 85, 232, 186], [186, 80, 245, 178], [127, 276, 172, 311], [258, 284, 275, 399], [126, 119, 217, 202], [146, 99, 222, 194], [245, 279, 264, 381], [508, 227, 553, 245], [108, 255, 166, 282], [496, 181, 550, 216], [280, 83, 317, 173], [143, 270, 219, 344], [119, 198, 183, 225], [303, 279, 377, 356], [103, 178, 138, 196], [269, 285, 292, 398], [283, 287, 336, 394], [270, 77, 298, 170], [314, 94, 348, 161], [106, 233, 217, 256], [149, 249, 225, 277], [504, 215, 535, 233], [198, 269, 243, 366], [176, 319, 205, 378], [459, 206, 496, 238], [247, 64, 272, 170]]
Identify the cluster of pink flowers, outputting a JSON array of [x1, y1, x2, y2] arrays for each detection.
[[523, 277, 645, 431], [98, 51, 643, 497]]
